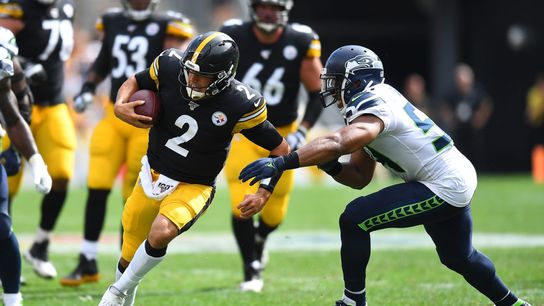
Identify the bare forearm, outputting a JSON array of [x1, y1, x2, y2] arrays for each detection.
[[297, 134, 343, 167], [115, 76, 139, 106], [330, 162, 374, 189], [7, 120, 37, 159]]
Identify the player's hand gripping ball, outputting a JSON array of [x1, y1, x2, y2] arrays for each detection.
[[130, 89, 161, 124]]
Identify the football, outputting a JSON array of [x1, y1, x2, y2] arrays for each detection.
[[130, 89, 161, 124]]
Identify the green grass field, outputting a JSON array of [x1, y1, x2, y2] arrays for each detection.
[[10, 174, 544, 305]]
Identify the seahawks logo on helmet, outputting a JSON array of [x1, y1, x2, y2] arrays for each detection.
[[345, 55, 384, 74]]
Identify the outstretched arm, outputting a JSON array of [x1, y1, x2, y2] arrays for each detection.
[[239, 114, 383, 184]]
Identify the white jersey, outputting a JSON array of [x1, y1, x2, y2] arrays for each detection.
[[344, 83, 477, 207]]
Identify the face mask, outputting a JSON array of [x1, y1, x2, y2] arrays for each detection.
[[186, 87, 206, 100]]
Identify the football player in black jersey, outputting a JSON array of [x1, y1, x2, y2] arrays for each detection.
[[0, 0, 75, 280], [98, 31, 289, 306], [220, 0, 323, 292], [60, 0, 194, 288], [0, 26, 52, 306]]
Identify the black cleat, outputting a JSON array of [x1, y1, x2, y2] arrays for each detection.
[[24, 240, 57, 279], [59, 254, 100, 287]]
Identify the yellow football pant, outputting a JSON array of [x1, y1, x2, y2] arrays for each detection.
[[87, 103, 149, 200], [3, 103, 76, 196], [224, 122, 297, 227], [121, 172, 214, 261]]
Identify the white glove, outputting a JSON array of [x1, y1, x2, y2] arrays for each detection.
[[28, 154, 52, 194], [73, 92, 94, 113], [285, 127, 307, 151]]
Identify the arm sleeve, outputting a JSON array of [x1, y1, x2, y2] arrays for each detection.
[[135, 68, 156, 91], [87, 16, 109, 78], [301, 91, 323, 127], [345, 93, 393, 133], [240, 120, 283, 151], [232, 96, 268, 133], [89, 38, 110, 79], [135, 53, 163, 91], [306, 31, 321, 58]]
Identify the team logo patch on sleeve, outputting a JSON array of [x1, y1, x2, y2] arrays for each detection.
[[212, 111, 228, 126]]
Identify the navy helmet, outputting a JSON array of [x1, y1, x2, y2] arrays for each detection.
[[320, 45, 384, 114]]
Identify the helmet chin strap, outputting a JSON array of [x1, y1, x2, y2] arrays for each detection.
[[186, 87, 206, 100]]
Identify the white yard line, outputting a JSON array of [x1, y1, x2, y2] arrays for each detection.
[[15, 231, 544, 254]]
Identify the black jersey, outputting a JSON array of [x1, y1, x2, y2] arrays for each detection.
[[92, 8, 193, 102], [0, 0, 74, 105], [221, 20, 321, 127], [136, 49, 269, 185]]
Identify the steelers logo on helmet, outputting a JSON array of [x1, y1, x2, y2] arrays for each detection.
[[250, 0, 294, 33], [319, 45, 384, 115], [179, 31, 239, 101], [122, 0, 159, 21]]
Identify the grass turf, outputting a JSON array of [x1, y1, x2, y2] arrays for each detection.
[[9, 174, 544, 305]]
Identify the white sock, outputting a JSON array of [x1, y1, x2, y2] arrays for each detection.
[[112, 240, 164, 294], [81, 240, 98, 260], [116, 264, 138, 306], [3, 292, 22, 306], [34, 228, 50, 243], [116, 265, 123, 281]]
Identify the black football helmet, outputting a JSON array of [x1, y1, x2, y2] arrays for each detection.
[[250, 0, 293, 33], [320, 45, 384, 114], [122, 0, 159, 21], [179, 31, 239, 101]]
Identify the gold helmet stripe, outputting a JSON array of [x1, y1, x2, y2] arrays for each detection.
[[190, 32, 222, 63]]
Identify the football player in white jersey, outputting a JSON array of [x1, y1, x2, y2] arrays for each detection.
[[238, 45, 532, 306]]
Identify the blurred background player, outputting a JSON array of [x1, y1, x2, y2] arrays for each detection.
[[0, 26, 52, 306], [220, 0, 323, 292], [0, 0, 76, 279], [60, 0, 194, 287], [440, 63, 493, 171], [98, 31, 289, 306]]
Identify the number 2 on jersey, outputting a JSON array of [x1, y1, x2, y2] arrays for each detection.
[[165, 115, 198, 157], [403, 102, 452, 152]]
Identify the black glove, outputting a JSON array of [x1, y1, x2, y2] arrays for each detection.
[[239, 156, 286, 186]]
